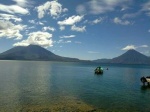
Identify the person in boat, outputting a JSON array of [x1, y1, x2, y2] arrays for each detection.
[[95, 66, 103, 74]]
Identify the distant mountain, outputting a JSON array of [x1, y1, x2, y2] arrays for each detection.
[[93, 49, 150, 64], [110, 49, 150, 64], [93, 59, 111, 63], [0, 46, 149, 64], [0, 45, 80, 62]]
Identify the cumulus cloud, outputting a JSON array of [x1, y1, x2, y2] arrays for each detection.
[[76, 0, 131, 15], [60, 35, 76, 38], [58, 15, 84, 32], [0, 4, 29, 15], [122, 45, 149, 50], [42, 26, 55, 32], [0, 13, 22, 22], [13, 31, 53, 47], [113, 17, 131, 25], [71, 25, 86, 32], [57, 15, 84, 26], [0, 20, 26, 40], [122, 45, 136, 50], [36, 0, 68, 19]]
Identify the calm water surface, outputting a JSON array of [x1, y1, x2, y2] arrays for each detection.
[[0, 61, 150, 112]]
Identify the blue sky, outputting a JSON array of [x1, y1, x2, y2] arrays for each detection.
[[0, 0, 150, 60]]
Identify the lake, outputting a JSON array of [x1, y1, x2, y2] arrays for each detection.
[[0, 61, 150, 112]]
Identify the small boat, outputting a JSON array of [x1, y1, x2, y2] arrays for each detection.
[[140, 76, 150, 85], [95, 66, 103, 74]]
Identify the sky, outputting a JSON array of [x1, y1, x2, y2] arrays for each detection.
[[0, 0, 150, 60]]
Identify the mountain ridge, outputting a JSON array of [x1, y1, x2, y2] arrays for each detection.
[[110, 49, 150, 64], [0, 45, 81, 62], [0, 46, 149, 64], [93, 49, 150, 64]]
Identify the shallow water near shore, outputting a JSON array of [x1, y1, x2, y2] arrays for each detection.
[[0, 61, 150, 112]]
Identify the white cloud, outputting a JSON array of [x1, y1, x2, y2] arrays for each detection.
[[122, 45, 136, 50], [83, 20, 88, 24], [0, 20, 26, 40], [36, 5, 45, 19], [0, 13, 22, 22], [28, 20, 48, 26], [141, 1, 150, 16], [13, 31, 53, 47], [60, 35, 76, 38], [71, 25, 86, 32], [83, 18, 104, 25], [91, 18, 103, 24], [57, 39, 71, 44], [57, 39, 63, 44], [65, 40, 71, 43], [38, 22, 44, 25], [58, 15, 84, 26], [76, 5, 86, 15], [63, 8, 68, 12], [27, 26, 35, 29], [148, 29, 150, 32], [0, 4, 29, 15], [122, 12, 140, 19], [77, 0, 131, 15], [121, 5, 129, 11], [12, 0, 33, 7], [59, 26, 65, 31], [42, 26, 55, 32], [28, 20, 36, 24], [122, 45, 149, 51], [36, 0, 68, 19], [88, 0, 113, 14], [140, 45, 148, 48], [113, 17, 131, 25]]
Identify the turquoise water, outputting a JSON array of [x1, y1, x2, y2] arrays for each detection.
[[0, 61, 150, 112]]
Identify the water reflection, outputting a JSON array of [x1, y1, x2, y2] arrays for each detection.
[[0, 61, 95, 111], [0, 61, 22, 111], [0, 61, 53, 111], [123, 67, 141, 85], [141, 85, 150, 90], [0, 61, 150, 112], [17, 61, 53, 106]]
